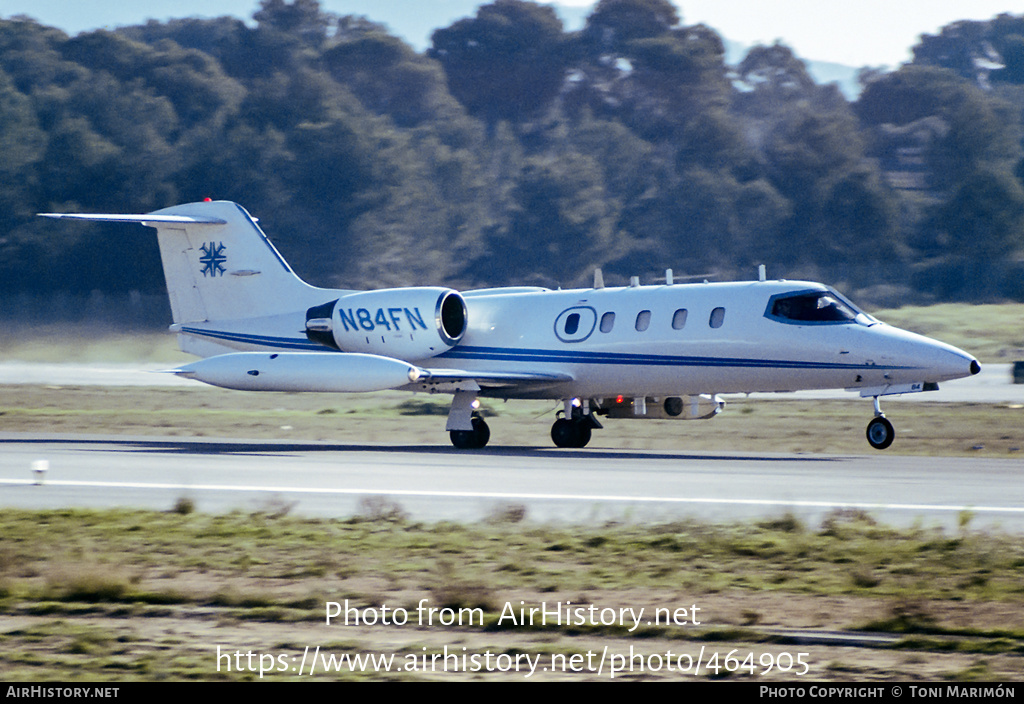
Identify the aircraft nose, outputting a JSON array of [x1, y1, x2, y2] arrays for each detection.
[[928, 343, 980, 382], [874, 325, 980, 383]]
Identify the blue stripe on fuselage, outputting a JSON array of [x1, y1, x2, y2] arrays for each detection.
[[178, 329, 918, 372], [438, 345, 916, 371], [178, 326, 323, 351]]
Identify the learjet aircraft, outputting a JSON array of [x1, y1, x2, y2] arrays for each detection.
[[41, 200, 981, 450]]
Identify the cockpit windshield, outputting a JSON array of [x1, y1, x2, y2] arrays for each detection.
[[767, 290, 875, 326]]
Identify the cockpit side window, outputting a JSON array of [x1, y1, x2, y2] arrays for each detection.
[[766, 290, 862, 325]]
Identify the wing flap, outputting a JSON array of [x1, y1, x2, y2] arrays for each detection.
[[414, 368, 573, 389]]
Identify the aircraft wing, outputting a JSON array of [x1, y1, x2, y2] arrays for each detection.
[[162, 351, 573, 394], [412, 368, 574, 390]]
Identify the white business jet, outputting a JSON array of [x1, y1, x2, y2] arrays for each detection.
[[42, 200, 980, 450]]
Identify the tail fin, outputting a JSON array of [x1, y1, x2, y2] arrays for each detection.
[[42, 200, 334, 323]]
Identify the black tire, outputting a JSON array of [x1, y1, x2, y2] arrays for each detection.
[[573, 423, 592, 448], [450, 416, 490, 449], [866, 416, 895, 450], [551, 417, 592, 448]]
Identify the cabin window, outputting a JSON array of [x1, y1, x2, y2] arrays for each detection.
[[635, 310, 651, 332], [709, 307, 726, 328], [553, 306, 597, 342], [564, 313, 580, 335], [672, 309, 688, 330], [600, 311, 615, 333]]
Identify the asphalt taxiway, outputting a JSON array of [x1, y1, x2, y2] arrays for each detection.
[[2, 433, 1023, 531]]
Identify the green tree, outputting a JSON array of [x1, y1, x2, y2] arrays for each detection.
[[581, 0, 680, 48], [322, 31, 465, 129], [570, 0, 703, 137], [734, 43, 818, 103], [253, 0, 332, 47], [484, 152, 616, 285], [623, 25, 731, 139], [856, 65, 1021, 191], [920, 169, 1024, 299], [430, 0, 568, 129]]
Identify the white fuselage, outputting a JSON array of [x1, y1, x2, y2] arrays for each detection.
[[438, 281, 974, 399], [42, 200, 980, 450], [176, 279, 978, 401]]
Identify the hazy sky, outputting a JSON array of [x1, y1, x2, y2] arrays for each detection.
[[588, 0, 1024, 67], [3, 1, 1023, 68]]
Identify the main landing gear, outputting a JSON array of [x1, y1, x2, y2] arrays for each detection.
[[866, 396, 895, 450], [447, 390, 491, 449], [551, 401, 601, 448], [449, 414, 490, 449], [551, 415, 591, 448]]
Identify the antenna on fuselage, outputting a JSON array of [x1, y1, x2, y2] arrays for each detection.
[[593, 268, 604, 289], [758, 264, 767, 282], [665, 268, 674, 285]]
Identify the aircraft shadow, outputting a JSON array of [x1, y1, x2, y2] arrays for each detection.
[[1, 435, 843, 463]]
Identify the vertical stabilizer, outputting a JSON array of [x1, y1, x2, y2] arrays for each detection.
[[42, 200, 336, 323], [147, 201, 327, 322]]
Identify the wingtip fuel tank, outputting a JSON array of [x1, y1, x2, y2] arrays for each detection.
[[172, 352, 422, 392]]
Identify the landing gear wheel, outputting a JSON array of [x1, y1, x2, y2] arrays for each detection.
[[866, 416, 895, 450], [551, 417, 592, 448], [450, 416, 490, 449]]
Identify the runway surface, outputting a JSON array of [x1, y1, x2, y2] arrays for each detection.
[[2, 433, 1023, 531]]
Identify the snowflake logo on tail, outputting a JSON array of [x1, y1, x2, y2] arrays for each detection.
[[199, 241, 227, 277]]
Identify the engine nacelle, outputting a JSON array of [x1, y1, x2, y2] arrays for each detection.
[[604, 395, 725, 420], [306, 287, 467, 360]]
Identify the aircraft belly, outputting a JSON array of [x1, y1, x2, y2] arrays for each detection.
[[429, 350, 870, 399]]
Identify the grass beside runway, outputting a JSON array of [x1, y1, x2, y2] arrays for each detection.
[[1, 384, 1022, 456], [0, 506, 1023, 680]]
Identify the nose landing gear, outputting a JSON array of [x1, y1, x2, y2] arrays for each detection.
[[866, 396, 895, 450]]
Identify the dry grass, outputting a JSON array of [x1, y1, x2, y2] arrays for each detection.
[[2, 384, 1022, 456], [1, 508, 1023, 680]]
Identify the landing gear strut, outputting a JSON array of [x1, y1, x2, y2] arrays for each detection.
[[866, 396, 894, 450]]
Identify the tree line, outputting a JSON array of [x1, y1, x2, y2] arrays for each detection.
[[1, 0, 1023, 310]]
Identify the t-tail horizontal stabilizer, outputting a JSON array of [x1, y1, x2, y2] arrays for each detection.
[[40, 200, 337, 325], [39, 213, 226, 225]]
